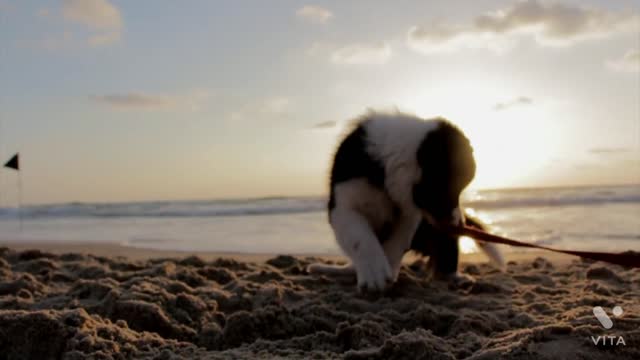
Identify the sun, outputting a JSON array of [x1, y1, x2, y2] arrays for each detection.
[[398, 78, 561, 190], [466, 108, 561, 189]]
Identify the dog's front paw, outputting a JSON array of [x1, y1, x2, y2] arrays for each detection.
[[356, 258, 394, 292]]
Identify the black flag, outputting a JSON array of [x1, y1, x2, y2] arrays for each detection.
[[4, 153, 19, 171]]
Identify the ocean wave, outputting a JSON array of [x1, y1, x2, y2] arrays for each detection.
[[0, 185, 638, 219], [465, 186, 640, 209], [0, 198, 326, 219]]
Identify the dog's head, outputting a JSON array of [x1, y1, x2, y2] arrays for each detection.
[[413, 119, 475, 228]]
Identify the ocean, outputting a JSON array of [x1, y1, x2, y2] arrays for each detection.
[[0, 185, 638, 255]]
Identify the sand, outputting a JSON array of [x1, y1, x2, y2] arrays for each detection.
[[0, 243, 638, 359]]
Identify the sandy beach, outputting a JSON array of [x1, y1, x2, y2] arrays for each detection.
[[2, 0, 638, 358], [0, 242, 638, 359]]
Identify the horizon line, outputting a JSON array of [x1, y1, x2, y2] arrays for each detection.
[[5, 181, 639, 208]]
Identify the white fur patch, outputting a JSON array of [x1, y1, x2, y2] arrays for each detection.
[[330, 179, 394, 290], [332, 178, 395, 230], [362, 113, 440, 212]]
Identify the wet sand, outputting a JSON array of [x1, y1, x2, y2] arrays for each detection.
[[0, 243, 638, 359]]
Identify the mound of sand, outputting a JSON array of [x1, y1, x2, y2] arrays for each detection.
[[0, 247, 638, 359]]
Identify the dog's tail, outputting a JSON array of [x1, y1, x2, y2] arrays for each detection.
[[307, 262, 356, 275], [465, 213, 505, 270], [476, 242, 505, 270]]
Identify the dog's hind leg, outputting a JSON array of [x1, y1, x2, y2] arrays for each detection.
[[411, 219, 474, 286], [410, 219, 457, 275], [429, 232, 460, 277]]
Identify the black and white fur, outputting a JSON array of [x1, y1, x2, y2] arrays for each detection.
[[308, 111, 503, 291]]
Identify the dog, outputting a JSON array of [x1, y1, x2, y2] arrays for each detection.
[[308, 111, 503, 291]]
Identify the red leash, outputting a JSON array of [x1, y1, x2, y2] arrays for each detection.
[[449, 226, 640, 268]]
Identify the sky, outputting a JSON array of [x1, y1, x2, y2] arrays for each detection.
[[0, 0, 638, 205]]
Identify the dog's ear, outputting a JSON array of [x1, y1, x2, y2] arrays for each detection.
[[416, 120, 476, 193], [451, 130, 476, 191]]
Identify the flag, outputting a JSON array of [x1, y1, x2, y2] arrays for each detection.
[[4, 153, 19, 171]]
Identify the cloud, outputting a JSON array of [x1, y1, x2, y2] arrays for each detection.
[[91, 91, 213, 111], [330, 42, 392, 65], [589, 147, 632, 155], [311, 121, 337, 129], [408, 0, 638, 54], [228, 96, 292, 121], [296, 5, 333, 24], [63, 0, 121, 29], [36, 8, 51, 18], [494, 96, 533, 111], [261, 97, 291, 114], [408, 24, 515, 54], [62, 0, 122, 46], [607, 49, 640, 73], [91, 94, 175, 109], [473, 0, 636, 43]]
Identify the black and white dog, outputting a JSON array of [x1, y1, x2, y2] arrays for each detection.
[[309, 111, 503, 291]]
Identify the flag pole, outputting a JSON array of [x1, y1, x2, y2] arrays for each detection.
[[3, 153, 21, 232], [18, 168, 23, 233], [0, 117, 3, 210]]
